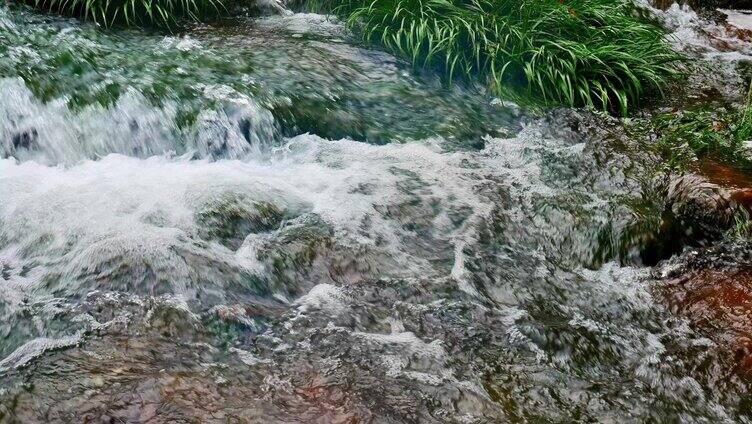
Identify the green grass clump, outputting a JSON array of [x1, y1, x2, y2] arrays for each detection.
[[731, 209, 752, 239], [20, 0, 223, 27], [654, 83, 752, 170], [320, 0, 678, 114]]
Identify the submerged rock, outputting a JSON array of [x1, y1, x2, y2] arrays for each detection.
[[196, 194, 287, 250], [640, 170, 752, 265], [665, 174, 738, 241], [639, 172, 748, 264], [10, 128, 38, 151]]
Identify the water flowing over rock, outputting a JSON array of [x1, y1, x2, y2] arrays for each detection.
[[666, 174, 738, 239], [2, 1, 752, 422]]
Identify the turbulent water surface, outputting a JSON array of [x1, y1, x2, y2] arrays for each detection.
[[1, 3, 752, 423]]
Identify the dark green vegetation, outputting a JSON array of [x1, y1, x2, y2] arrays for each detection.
[[632, 83, 752, 257], [316, 0, 679, 114], [17, 0, 223, 27], [652, 83, 752, 170]]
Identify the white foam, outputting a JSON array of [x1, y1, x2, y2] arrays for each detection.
[[720, 9, 752, 30], [0, 133, 491, 304], [294, 283, 348, 314], [0, 332, 83, 372], [0, 78, 277, 165], [230, 347, 271, 366], [642, 1, 752, 58], [162, 35, 202, 52]]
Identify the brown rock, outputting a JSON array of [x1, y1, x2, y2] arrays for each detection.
[[662, 265, 752, 374]]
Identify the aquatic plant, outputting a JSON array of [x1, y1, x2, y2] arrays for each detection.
[[316, 0, 679, 114], [18, 0, 223, 27], [736, 80, 752, 141], [731, 209, 752, 239]]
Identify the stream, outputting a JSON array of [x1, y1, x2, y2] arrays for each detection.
[[1, 2, 752, 422]]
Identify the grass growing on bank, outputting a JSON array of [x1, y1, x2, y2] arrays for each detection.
[[19, 0, 223, 27], [314, 0, 679, 114], [653, 83, 752, 170], [19, 0, 679, 113]]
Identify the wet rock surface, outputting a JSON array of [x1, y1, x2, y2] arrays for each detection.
[[0, 103, 698, 421], [666, 174, 738, 240], [658, 241, 752, 373]]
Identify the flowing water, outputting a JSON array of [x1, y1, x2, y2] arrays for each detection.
[[1, 3, 752, 423]]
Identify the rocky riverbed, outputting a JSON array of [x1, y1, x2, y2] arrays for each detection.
[[3, 1, 752, 422]]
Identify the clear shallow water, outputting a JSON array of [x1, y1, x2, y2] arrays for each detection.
[[1, 4, 751, 423]]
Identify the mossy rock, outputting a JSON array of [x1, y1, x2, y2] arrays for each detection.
[[196, 194, 287, 250], [254, 216, 334, 295]]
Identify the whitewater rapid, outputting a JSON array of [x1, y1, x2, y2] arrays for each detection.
[[2, 3, 752, 422]]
